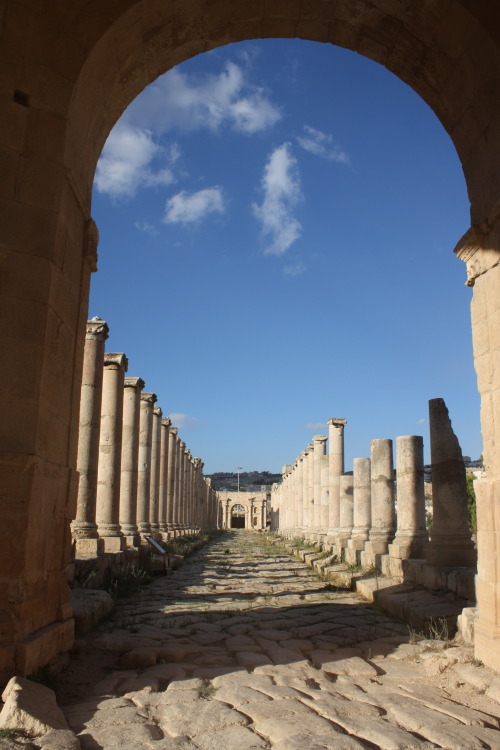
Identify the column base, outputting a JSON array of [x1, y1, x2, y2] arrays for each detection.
[[389, 533, 426, 559], [101, 536, 126, 552], [75, 537, 104, 558], [348, 536, 368, 552], [123, 533, 141, 548], [426, 534, 476, 567]]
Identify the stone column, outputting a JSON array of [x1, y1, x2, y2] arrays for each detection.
[[296, 454, 304, 529], [158, 417, 171, 538], [327, 418, 347, 536], [389, 436, 427, 560], [137, 392, 157, 537], [166, 427, 178, 534], [427, 398, 475, 566], [96, 352, 128, 551], [337, 474, 354, 553], [301, 449, 310, 529], [177, 442, 186, 533], [365, 438, 396, 557], [149, 405, 162, 538], [119, 376, 144, 547], [72, 317, 108, 556], [348, 458, 371, 553], [307, 442, 315, 536], [313, 435, 327, 532], [320, 452, 329, 532]]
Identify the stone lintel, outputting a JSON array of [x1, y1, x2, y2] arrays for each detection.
[[124, 376, 145, 390], [104, 352, 128, 371], [86, 317, 109, 340]]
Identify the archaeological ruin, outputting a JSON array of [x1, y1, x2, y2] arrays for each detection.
[[1, 0, 500, 700]]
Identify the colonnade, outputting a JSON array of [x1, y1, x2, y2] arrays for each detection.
[[271, 400, 476, 576], [71, 318, 219, 557]]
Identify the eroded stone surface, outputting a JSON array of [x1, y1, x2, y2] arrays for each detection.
[[59, 532, 500, 750]]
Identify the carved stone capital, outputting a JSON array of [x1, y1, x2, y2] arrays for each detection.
[[170, 427, 178, 436], [313, 434, 328, 443], [141, 392, 157, 404], [104, 352, 128, 372], [153, 405, 162, 417], [454, 226, 500, 286], [86, 316, 109, 341], [162, 417, 172, 428], [327, 418, 347, 429], [124, 376, 145, 390]]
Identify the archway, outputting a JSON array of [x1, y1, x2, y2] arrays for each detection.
[[1, 1, 500, 680], [230, 504, 246, 529]]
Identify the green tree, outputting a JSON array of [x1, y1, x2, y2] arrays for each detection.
[[466, 473, 477, 533]]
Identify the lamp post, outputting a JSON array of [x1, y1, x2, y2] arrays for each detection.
[[237, 466, 242, 492]]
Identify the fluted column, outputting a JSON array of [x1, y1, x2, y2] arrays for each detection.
[[327, 418, 347, 536], [96, 352, 128, 551], [158, 417, 171, 538], [166, 426, 178, 534], [119, 376, 144, 546], [149, 405, 162, 538], [137, 392, 157, 536], [72, 317, 109, 556], [427, 398, 475, 566], [389, 436, 427, 559], [366, 438, 396, 557]]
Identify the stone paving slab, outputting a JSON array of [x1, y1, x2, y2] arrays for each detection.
[[60, 531, 500, 750]]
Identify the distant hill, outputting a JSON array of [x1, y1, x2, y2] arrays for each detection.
[[207, 471, 282, 492]]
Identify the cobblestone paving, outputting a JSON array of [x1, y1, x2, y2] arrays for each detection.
[[63, 532, 500, 750]]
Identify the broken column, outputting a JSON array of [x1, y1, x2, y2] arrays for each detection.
[[427, 398, 476, 566], [327, 418, 347, 537], [119, 376, 144, 547], [95, 352, 128, 551], [347, 457, 372, 561], [389, 436, 427, 562], [364, 438, 396, 561], [72, 317, 108, 555]]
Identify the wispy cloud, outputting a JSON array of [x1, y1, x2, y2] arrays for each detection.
[[94, 123, 178, 199], [305, 422, 326, 431], [163, 187, 225, 225], [169, 413, 199, 430], [284, 261, 306, 277], [252, 143, 302, 256], [128, 61, 281, 135], [417, 418, 426, 424], [134, 221, 159, 237], [297, 125, 349, 164]]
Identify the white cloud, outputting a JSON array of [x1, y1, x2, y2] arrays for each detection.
[[417, 418, 426, 424], [95, 123, 178, 199], [284, 261, 306, 277], [252, 143, 302, 256], [163, 187, 225, 225], [128, 61, 281, 135], [169, 413, 198, 430], [134, 221, 159, 237], [297, 125, 349, 164], [305, 422, 326, 431]]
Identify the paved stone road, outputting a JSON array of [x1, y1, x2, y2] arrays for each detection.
[[62, 531, 500, 750]]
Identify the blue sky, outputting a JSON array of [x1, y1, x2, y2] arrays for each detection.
[[90, 39, 481, 474]]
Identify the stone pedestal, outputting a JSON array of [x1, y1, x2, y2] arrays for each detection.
[[96, 353, 128, 552], [72, 317, 108, 556], [137, 392, 157, 537], [119, 376, 144, 548], [365, 438, 395, 559], [427, 398, 476, 567], [389, 435, 427, 560]]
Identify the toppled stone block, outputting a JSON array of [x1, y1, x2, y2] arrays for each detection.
[[71, 589, 114, 634], [457, 607, 476, 645], [0, 677, 69, 737]]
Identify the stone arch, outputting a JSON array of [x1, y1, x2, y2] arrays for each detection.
[[230, 503, 246, 529], [1, 0, 500, 679]]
